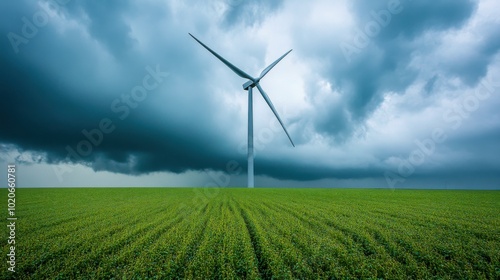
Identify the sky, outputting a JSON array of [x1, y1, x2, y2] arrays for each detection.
[[1, 0, 499, 189]]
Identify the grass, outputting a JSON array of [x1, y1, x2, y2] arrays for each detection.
[[1, 188, 499, 279]]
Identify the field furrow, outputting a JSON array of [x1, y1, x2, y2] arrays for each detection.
[[1, 188, 498, 279]]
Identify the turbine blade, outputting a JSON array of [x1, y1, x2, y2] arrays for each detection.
[[256, 83, 295, 147], [189, 33, 255, 81], [258, 49, 292, 80]]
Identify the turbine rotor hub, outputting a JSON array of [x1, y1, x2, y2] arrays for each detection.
[[242, 80, 256, 90]]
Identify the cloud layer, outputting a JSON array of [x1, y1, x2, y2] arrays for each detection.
[[1, 0, 499, 188]]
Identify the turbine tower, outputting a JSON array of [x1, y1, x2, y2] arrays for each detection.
[[189, 33, 294, 188]]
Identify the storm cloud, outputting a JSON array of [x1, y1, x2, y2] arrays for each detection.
[[1, 0, 499, 188]]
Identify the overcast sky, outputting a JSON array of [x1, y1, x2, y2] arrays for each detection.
[[1, 0, 499, 189]]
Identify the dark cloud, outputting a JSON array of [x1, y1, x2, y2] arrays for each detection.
[[0, 1, 237, 177], [66, 0, 137, 58], [0, 1, 499, 188], [352, 0, 476, 39]]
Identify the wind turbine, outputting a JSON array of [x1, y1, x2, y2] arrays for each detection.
[[189, 33, 294, 188]]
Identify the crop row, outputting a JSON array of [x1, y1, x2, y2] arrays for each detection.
[[1, 188, 498, 279]]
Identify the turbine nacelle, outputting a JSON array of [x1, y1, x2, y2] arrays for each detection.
[[242, 80, 255, 90]]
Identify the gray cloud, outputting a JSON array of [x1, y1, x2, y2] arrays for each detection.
[[222, 0, 284, 27], [298, 0, 479, 141], [1, 0, 499, 188]]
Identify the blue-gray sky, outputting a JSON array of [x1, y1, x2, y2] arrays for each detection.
[[1, 0, 499, 189]]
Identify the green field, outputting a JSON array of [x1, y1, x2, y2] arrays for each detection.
[[1, 188, 499, 279]]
